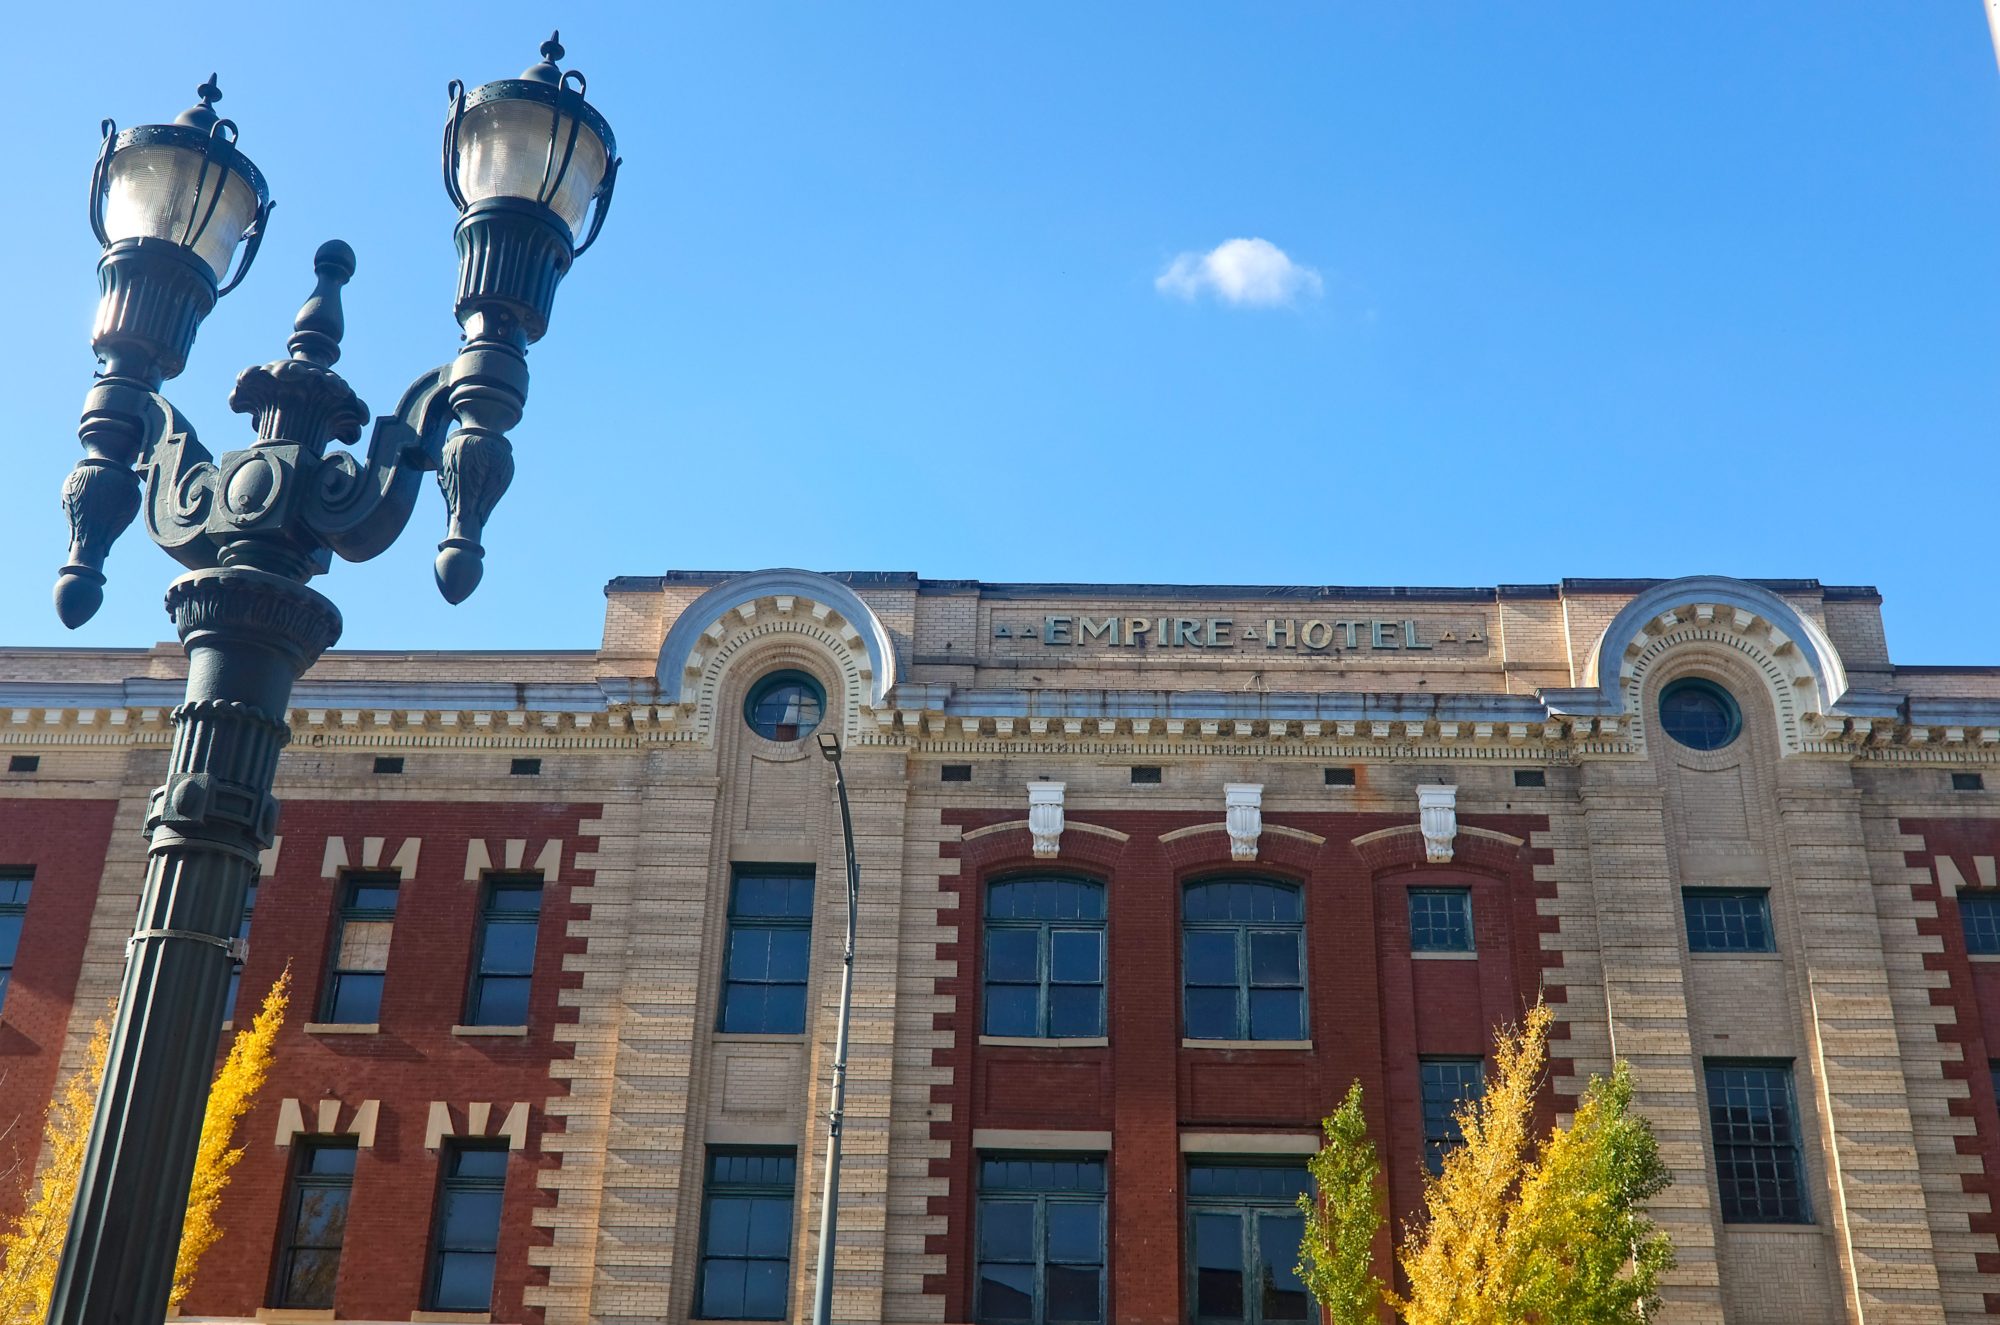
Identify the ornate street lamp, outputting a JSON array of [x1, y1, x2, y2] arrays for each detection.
[[47, 35, 618, 1325]]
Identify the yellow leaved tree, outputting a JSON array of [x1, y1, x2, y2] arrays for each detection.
[[0, 966, 289, 1324]]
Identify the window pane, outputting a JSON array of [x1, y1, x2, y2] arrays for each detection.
[[700, 1259, 748, 1318], [1193, 1211, 1245, 1319], [1965, 897, 2000, 956], [728, 929, 774, 981], [978, 1263, 1035, 1321], [480, 921, 538, 975], [454, 1148, 508, 1180], [283, 1250, 340, 1308], [720, 984, 768, 1034], [1409, 889, 1473, 953], [305, 1146, 358, 1177], [763, 983, 807, 1034], [349, 884, 398, 912], [984, 984, 1038, 1037], [979, 1199, 1034, 1261], [0, 916, 25, 969], [292, 1186, 350, 1245], [1705, 1063, 1808, 1223], [439, 1189, 503, 1248], [1048, 985, 1102, 1038], [432, 1251, 496, 1311], [1184, 931, 1238, 985], [1258, 1213, 1309, 1321], [1046, 1264, 1102, 1322], [1045, 1202, 1101, 1262], [472, 975, 531, 1027], [1185, 987, 1238, 1040], [1248, 931, 1300, 985], [987, 929, 1039, 983], [767, 928, 811, 979], [338, 919, 393, 971], [1050, 930, 1101, 983], [1683, 890, 1773, 954], [328, 973, 383, 1024], [746, 1196, 792, 1257], [742, 1259, 788, 1319], [1248, 989, 1304, 1041]]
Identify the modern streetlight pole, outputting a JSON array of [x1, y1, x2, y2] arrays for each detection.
[[47, 35, 619, 1325], [812, 730, 861, 1325]]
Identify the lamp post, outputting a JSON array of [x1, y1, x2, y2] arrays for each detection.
[[812, 730, 861, 1325], [47, 35, 618, 1325]]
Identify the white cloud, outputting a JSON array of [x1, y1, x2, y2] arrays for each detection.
[[1155, 237, 1323, 307]]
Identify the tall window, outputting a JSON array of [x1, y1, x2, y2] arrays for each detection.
[[466, 877, 542, 1026], [1419, 1058, 1485, 1175], [1705, 1061, 1810, 1224], [428, 1143, 507, 1311], [1682, 888, 1773, 954], [984, 877, 1106, 1039], [322, 876, 397, 1023], [720, 868, 813, 1034], [1185, 1163, 1311, 1324], [1182, 880, 1306, 1042], [222, 882, 257, 1025], [0, 875, 32, 1015], [275, 1141, 357, 1308], [1408, 887, 1473, 953], [1962, 894, 2000, 955], [976, 1154, 1106, 1324], [697, 1149, 796, 1320]]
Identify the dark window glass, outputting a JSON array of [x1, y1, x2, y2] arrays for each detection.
[[744, 671, 825, 742], [1956, 773, 1986, 792], [1182, 881, 1305, 1042], [467, 877, 542, 1026], [943, 764, 973, 782], [1705, 1062, 1810, 1224], [1131, 766, 1162, 785], [323, 876, 397, 1024], [510, 757, 541, 776], [720, 869, 813, 1034], [0, 875, 31, 1016], [984, 877, 1106, 1039], [276, 1141, 357, 1308], [373, 756, 404, 775], [1963, 896, 2000, 956], [1658, 677, 1741, 751], [1186, 1163, 1310, 1324], [1683, 888, 1774, 954], [222, 883, 258, 1025], [7, 756, 38, 773], [976, 1154, 1106, 1323], [428, 1143, 507, 1310], [1323, 767, 1354, 787], [698, 1149, 796, 1320], [1408, 888, 1473, 954], [1513, 769, 1546, 788], [1420, 1058, 1485, 1175]]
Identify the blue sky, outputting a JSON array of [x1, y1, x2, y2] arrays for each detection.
[[10, 3, 2000, 662]]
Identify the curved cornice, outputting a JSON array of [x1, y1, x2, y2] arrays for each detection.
[[652, 568, 898, 708]]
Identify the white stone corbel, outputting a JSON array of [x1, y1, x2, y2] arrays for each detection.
[[1225, 784, 1263, 861], [1028, 782, 1065, 859], [1418, 784, 1458, 864]]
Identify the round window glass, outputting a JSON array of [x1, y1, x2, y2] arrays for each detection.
[[1657, 677, 1741, 751], [744, 670, 825, 742]]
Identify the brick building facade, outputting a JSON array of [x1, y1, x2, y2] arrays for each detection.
[[1, 568, 1997, 1324]]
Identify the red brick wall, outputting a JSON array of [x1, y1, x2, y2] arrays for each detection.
[[1901, 818, 2000, 1314], [931, 807, 1550, 1325], [0, 800, 115, 1218], [180, 799, 596, 1323]]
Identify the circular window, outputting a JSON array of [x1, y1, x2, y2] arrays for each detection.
[[1657, 677, 1741, 751], [744, 670, 825, 742]]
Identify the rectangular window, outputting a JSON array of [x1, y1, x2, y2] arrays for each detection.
[[1185, 1163, 1311, 1324], [510, 757, 542, 776], [720, 869, 813, 1034], [697, 1149, 796, 1320], [1408, 888, 1473, 954], [1183, 881, 1307, 1041], [1955, 772, 1985, 792], [428, 1143, 507, 1311], [977, 1154, 1106, 1324], [985, 877, 1106, 1039], [373, 756, 404, 775], [1419, 1058, 1485, 1175], [466, 877, 542, 1027], [1512, 768, 1546, 788], [1323, 767, 1355, 787], [1682, 888, 1774, 954], [222, 883, 258, 1025], [275, 1141, 357, 1308], [1130, 766, 1162, 785], [1963, 895, 2000, 956], [1705, 1061, 1810, 1224], [942, 764, 973, 782], [6, 756, 37, 774], [0, 875, 29, 1015], [322, 876, 397, 1024]]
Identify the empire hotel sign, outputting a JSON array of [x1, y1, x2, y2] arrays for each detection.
[[994, 614, 1488, 653]]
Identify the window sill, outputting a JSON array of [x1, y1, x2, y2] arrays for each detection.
[[451, 1024, 528, 1037], [1411, 951, 1478, 961], [979, 1035, 1109, 1049], [1970, 954, 2000, 964], [256, 1310, 335, 1323], [411, 1313, 492, 1323], [302, 1022, 379, 1036], [711, 1031, 806, 1043], [1182, 1038, 1313, 1051], [1689, 950, 1782, 961], [1720, 1221, 1819, 1234]]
